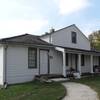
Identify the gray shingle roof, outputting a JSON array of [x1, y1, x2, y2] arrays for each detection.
[[0, 34, 53, 47]]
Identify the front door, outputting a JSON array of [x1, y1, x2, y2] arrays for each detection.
[[40, 50, 49, 74]]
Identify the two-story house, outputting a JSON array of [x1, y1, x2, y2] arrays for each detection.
[[0, 24, 99, 85]]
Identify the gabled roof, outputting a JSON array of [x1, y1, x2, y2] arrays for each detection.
[[41, 24, 75, 37], [0, 34, 53, 47], [41, 24, 89, 42]]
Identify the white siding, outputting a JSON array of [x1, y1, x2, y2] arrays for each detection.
[[66, 54, 91, 73], [41, 25, 90, 50], [71, 54, 76, 69], [49, 50, 92, 74], [66, 54, 76, 70], [81, 55, 91, 73], [6, 46, 39, 84], [0, 46, 4, 85], [41, 35, 50, 43], [49, 49, 63, 74], [93, 56, 99, 66]]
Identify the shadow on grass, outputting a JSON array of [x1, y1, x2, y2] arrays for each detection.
[[0, 80, 66, 100]]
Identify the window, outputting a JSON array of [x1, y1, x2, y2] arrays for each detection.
[[72, 32, 77, 43], [66, 53, 68, 66], [28, 48, 37, 68], [99, 56, 100, 66], [81, 55, 85, 66]]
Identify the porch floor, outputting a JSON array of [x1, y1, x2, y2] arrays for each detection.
[[35, 74, 63, 79]]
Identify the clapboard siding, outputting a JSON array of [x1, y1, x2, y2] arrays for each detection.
[[81, 55, 91, 73], [41, 35, 50, 43], [49, 49, 63, 74], [93, 56, 99, 66], [6, 46, 39, 84], [41, 25, 90, 50]]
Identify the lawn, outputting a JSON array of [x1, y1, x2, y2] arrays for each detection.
[[72, 75, 100, 99], [0, 81, 66, 100]]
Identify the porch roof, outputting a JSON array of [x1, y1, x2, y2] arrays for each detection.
[[55, 45, 100, 56]]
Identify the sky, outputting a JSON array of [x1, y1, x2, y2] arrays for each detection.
[[0, 0, 100, 38]]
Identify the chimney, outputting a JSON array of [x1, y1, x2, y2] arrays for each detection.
[[45, 32, 49, 35], [50, 28, 55, 33]]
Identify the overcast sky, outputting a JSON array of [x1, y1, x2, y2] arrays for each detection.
[[0, 0, 99, 38]]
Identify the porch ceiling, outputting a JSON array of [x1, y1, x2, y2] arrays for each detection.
[[65, 49, 100, 56]]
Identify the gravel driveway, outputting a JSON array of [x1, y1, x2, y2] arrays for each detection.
[[62, 82, 99, 100]]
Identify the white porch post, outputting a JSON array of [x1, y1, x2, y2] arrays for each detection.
[[90, 55, 93, 73], [63, 50, 66, 77], [78, 54, 81, 75]]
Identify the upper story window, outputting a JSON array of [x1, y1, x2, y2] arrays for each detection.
[[71, 31, 77, 44]]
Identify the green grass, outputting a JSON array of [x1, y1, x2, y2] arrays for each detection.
[[0, 81, 66, 100], [71, 76, 100, 99]]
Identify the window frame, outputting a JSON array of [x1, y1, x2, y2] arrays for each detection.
[[71, 31, 77, 44], [66, 53, 68, 66], [99, 56, 100, 66], [28, 47, 37, 68]]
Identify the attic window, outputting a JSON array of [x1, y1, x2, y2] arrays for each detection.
[[71, 31, 77, 43]]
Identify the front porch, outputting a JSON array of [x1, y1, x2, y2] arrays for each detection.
[[56, 47, 100, 78]]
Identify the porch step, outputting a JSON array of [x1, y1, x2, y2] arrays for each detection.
[[49, 78, 69, 82], [35, 74, 64, 82], [35, 74, 63, 79]]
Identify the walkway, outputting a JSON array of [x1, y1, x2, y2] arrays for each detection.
[[62, 82, 99, 100]]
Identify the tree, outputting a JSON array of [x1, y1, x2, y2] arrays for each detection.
[[88, 30, 100, 50]]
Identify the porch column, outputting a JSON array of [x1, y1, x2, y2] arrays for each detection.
[[90, 55, 93, 73], [63, 50, 66, 77], [78, 54, 81, 75]]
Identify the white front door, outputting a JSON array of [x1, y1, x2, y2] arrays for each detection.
[[40, 50, 49, 74]]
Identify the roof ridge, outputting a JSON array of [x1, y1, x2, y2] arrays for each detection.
[[0, 33, 53, 47], [41, 24, 75, 37], [0, 33, 30, 41]]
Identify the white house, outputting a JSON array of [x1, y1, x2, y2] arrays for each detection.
[[0, 24, 100, 85]]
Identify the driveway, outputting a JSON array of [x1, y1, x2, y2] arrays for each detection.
[[62, 82, 99, 100]]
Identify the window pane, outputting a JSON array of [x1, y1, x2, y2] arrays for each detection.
[[72, 32, 77, 43], [66, 53, 68, 66], [28, 48, 37, 68], [81, 55, 85, 66], [99, 56, 100, 66]]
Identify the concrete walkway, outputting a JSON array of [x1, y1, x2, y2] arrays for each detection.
[[62, 82, 99, 100]]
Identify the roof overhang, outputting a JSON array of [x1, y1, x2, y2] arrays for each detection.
[[0, 42, 55, 48]]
